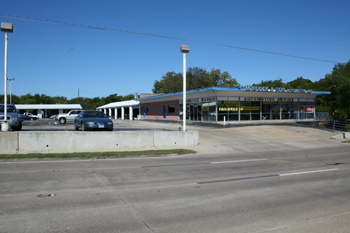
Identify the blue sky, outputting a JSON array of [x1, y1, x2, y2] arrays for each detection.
[[0, 0, 349, 100]]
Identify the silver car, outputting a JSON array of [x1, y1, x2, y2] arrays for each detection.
[[0, 104, 22, 131]]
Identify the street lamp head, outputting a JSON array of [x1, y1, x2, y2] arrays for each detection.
[[180, 45, 189, 53], [1, 22, 13, 33]]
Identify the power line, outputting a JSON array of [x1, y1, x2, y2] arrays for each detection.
[[200, 0, 350, 44], [229, 0, 350, 34], [116, 0, 350, 48], [0, 13, 342, 63]]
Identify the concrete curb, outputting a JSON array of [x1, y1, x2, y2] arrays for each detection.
[[331, 132, 350, 139]]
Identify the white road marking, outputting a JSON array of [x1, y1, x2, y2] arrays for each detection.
[[279, 168, 339, 176], [211, 159, 267, 164]]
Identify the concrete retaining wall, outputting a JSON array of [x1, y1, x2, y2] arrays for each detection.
[[0, 131, 198, 153], [0, 132, 18, 151]]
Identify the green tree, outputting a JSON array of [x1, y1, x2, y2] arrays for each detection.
[[153, 71, 183, 93], [19, 93, 36, 104], [152, 67, 239, 93], [51, 96, 68, 104], [287, 77, 315, 90], [187, 67, 208, 89], [316, 61, 350, 120], [252, 79, 286, 88], [208, 68, 239, 88], [152, 80, 165, 93]]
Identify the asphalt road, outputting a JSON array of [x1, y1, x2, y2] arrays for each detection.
[[1, 145, 350, 232]]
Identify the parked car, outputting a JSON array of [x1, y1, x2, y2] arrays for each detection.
[[57, 110, 82, 124], [74, 110, 113, 131], [18, 113, 25, 122], [22, 113, 38, 120], [49, 114, 57, 120], [0, 104, 22, 131]]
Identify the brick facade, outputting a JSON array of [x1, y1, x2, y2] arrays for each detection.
[[141, 100, 180, 121]]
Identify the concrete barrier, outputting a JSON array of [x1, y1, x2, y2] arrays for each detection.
[[0, 131, 198, 153], [0, 132, 18, 151], [153, 131, 198, 146]]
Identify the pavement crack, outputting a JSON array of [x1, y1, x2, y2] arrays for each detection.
[[116, 194, 154, 232], [84, 161, 154, 232]]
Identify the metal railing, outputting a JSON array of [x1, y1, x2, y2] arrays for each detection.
[[295, 112, 329, 120], [297, 117, 350, 132], [316, 120, 350, 132]]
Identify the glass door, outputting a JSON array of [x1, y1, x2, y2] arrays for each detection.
[[189, 104, 202, 121]]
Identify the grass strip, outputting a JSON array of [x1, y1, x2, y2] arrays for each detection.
[[0, 149, 196, 160], [342, 140, 350, 143]]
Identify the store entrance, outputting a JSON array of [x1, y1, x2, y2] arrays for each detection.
[[190, 104, 202, 121]]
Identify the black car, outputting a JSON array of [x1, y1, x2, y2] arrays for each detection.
[[74, 110, 113, 131]]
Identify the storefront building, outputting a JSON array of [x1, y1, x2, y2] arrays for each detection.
[[137, 87, 330, 122]]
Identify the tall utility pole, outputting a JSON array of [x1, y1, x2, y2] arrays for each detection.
[[180, 45, 189, 132], [1, 22, 13, 132], [8, 78, 15, 104]]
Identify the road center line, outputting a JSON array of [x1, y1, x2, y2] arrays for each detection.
[[211, 159, 267, 164], [141, 159, 268, 168], [197, 168, 339, 185]]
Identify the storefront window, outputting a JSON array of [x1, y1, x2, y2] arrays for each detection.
[[179, 103, 189, 121], [202, 101, 216, 121], [240, 101, 260, 120], [281, 101, 298, 119], [262, 101, 280, 120], [299, 100, 314, 119], [217, 101, 238, 121]]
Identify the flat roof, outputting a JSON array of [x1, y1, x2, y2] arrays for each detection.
[[136, 87, 331, 101], [15, 104, 82, 110], [97, 100, 140, 109]]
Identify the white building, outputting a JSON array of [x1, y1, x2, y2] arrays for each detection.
[[15, 104, 82, 118], [97, 100, 140, 120]]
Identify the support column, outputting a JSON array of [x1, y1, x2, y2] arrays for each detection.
[[109, 108, 112, 117], [114, 108, 118, 119], [139, 105, 141, 120], [121, 107, 125, 120], [129, 106, 133, 120], [103, 108, 107, 115], [238, 98, 241, 121], [313, 100, 316, 120]]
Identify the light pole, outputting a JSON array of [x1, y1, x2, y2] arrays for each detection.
[[8, 78, 15, 104], [180, 45, 189, 132], [1, 22, 13, 132]]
